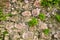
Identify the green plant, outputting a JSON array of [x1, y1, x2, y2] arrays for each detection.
[[41, 0, 50, 7], [55, 14, 60, 22], [28, 17, 38, 27], [0, 15, 6, 21], [6, 13, 13, 17], [0, 9, 7, 21], [43, 29, 50, 35], [0, 8, 13, 21], [39, 13, 45, 21], [3, 30, 8, 35], [41, 0, 59, 7], [0, 37, 2, 40]]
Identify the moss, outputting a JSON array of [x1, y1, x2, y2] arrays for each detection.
[[28, 17, 38, 27]]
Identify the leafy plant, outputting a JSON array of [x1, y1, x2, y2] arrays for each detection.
[[41, 0, 59, 7], [43, 29, 50, 35], [39, 13, 45, 21], [28, 17, 38, 27], [41, 0, 50, 7], [3, 30, 8, 35], [0, 9, 7, 21], [0, 8, 13, 21], [6, 13, 13, 17], [0, 15, 6, 21], [55, 14, 60, 22], [0, 37, 2, 40]]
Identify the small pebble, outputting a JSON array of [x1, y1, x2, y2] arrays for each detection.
[[32, 8, 40, 16], [22, 11, 31, 17]]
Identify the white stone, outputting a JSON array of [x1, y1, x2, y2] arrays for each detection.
[[22, 11, 31, 17], [33, 36, 38, 40], [11, 11, 17, 15], [34, 0, 40, 7], [12, 0, 17, 2], [39, 22, 48, 29], [24, 0, 29, 3], [15, 23, 28, 33], [22, 31, 34, 40], [32, 8, 40, 16]]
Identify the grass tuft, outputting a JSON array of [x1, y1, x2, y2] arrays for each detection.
[[39, 13, 45, 21], [55, 14, 60, 22], [43, 29, 50, 35], [28, 17, 38, 27]]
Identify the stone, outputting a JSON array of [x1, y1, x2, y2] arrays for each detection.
[[39, 22, 48, 30], [32, 8, 40, 16], [22, 31, 34, 40], [22, 11, 31, 17], [15, 23, 28, 33], [34, 0, 40, 7], [11, 11, 18, 15], [24, 0, 29, 3]]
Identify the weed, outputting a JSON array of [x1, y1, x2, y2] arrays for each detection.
[[28, 17, 38, 27], [0, 9, 7, 21], [39, 13, 45, 21], [3, 30, 8, 35], [41, 0, 59, 7], [6, 13, 13, 17], [55, 14, 60, 22], [43, 29, 50, 35], [0, 8, 13, 21]]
